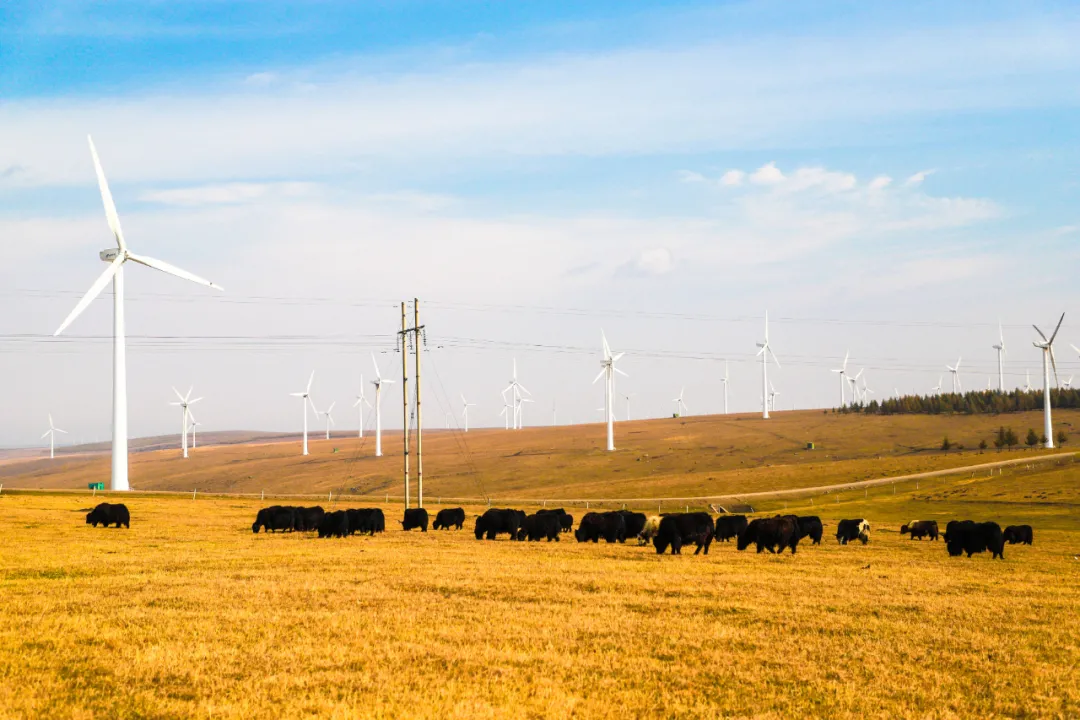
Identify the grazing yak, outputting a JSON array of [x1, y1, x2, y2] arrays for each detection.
[[900, 520, 939, 541], [474, 509, 524, 540], [537, 508, 574, 533], [400, 508, 429, 532], [295, 506, 325, 532], [638, 515, 663, 545], [346, 508, 385, 536], [522, 513, 562, 542], [432, 508, 466, 530], [946, 520, 1005, 559], [615, 511, 647, 540], [737, 516, 799, 554], [86, 503, 130, 529], [1003, 524, 1033, 545], [791, 515, 823, 544], [252, 506, 297, 533], [317, 510, 350, 538], [575, 512, 627, 543], [653, 513, 715, 555], [714, 515, 749, 542], [836, 519, 871, 545]]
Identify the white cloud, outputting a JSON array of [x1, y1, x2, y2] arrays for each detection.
[[1052, 224, 1078, 236], [243, 72, 279, 88], [869, 175, 893, 190], [720, 170, 745, 186], [750, 162, 785, 185], [678, 170, 707, 184], [629, 248, 674, 276], [905, 169, 935, 187], [139, 182, 316, 206]]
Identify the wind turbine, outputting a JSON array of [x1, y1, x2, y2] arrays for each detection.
[[189, 413, 201, 449], [592, 330, 627, 452], [931, 376, 943, 395], [1033, 313, 1064, 449], [1024, 370, 1032, 392], [847, 369, 864, 404], [52, 136, 223, 491], [861, 378, 874, 403], [519, 397, 535, 427], [352, 375, 371, 439], [499, 402, 513, 430], [831, 350, 849, 406], [623, 392, 636, 421], [1065, 376, 1074, 390], [672, 387, 689, 417], [502, 359, 531, 430], [946, 357, 962, 393], [41, 414, 67, 460], [755, 312, 780, 419], [720, 361, 730, 414], [460, 394, 476, 432], [993, 323, 1006, 392], [317, 401, 336, 440], [370, 354, 394, 457], [289, 372, 316, 456], [768, 381, 780, 413], [169, 387, 202, 459]]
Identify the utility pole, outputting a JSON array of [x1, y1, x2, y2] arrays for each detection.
[[398, 299, 427, 509], [414, 298, 424, 509], [400, 302, 410, 509]]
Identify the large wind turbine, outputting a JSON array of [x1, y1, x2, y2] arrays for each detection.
[[53, 136, 223, 491], [169, 386, 202, 459], [41, 414, 67, 460], [317, 401, 336, 440], [290, 372, 315, 456], [831, 350, 849, 406], [946, 357, 962, 393], [1033, 313, 1064, 449], [460, 394, 476, 432], [993, 323, 1006, 392], [371, 354, 394, 457], [756, 312, 780, 419], [593, 331, 627, 452], [503, 359, 531, 430]]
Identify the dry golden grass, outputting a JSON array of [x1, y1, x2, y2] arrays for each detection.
[[4, 409, 1079, 502], [2, 463, 1078, 718]]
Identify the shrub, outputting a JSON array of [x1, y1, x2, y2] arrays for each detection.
[[1058, 430, 1068, 445], [979, 439, 988, 450], [1005, 428, 1019, 449], [1026, 428, 1039, 447], [942, 436, 952, 451]]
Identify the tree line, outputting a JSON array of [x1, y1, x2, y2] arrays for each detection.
[[837, 388, 1080, 416]]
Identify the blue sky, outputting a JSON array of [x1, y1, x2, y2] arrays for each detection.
[[1, 1, 1079, 447]]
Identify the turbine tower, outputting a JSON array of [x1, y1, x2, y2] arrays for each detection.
[[169, 386, 202, 459], [831, 350, 849, 406], [623, 392, 636, 421], [370, 354, 394, 457], [993, 323, 1006, 392], [317, 401, 336, 440], [41, 414, 67, 460], [672, 387, 689, 417], [353, 374, 371, 439], [53, 136, 223, 491], [592, 330, 626, 452], [720, 361, 730, 414], [189, 413, 201, 449], [946, 357, 962, 393], [460, 394, 476, 432], [1033, 313, 1064, 449], [755, 312, 780, 419], [289, 372, 315, 456]]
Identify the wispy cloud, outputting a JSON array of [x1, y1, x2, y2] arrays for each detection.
[[139, 182, 316, 207]]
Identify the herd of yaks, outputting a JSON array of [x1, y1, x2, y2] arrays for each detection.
[[84, 502, 1034, 559]]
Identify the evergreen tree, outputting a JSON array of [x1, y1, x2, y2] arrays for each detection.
[[1026, 428, 1039, 447]]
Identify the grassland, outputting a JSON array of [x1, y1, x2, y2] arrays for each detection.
[[4, 409, 1079, 503], [2, 460, 1078, 719]]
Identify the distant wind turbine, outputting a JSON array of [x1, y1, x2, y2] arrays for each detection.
[[1033, 312, 1064, 448], [593, 330, 627, 452], [672, 387, 689, 417], [1064, 376, 1074, 390], [847, 369, 864, 404], [169, 387, 202, 459], [52, 136, 223, 491], [189, 413, 201, 449], [317, 401, 336, 440], [623, 392, 636, 421], [1024, 370, 1032, 392], [931, 376, 943, 395], [460, 394, 476, 432], [755, 312, 780, 419], [353, 374, 371, 439], [768, 381, 780, 413], [993, 323, 1006, 392], [946, 357, 962, 393], [831, 350, 849, 406], [41, 414, 67, 460], [502, 359, 531, 430], [720, 361, 730, 414], [289, 372, 316, 456]]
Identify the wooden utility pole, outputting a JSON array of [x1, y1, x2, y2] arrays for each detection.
[[414, 298, 424, 508], [400, 301, 410, 509]]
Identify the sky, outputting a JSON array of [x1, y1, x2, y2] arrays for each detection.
[[2, 0, 1080, 448]]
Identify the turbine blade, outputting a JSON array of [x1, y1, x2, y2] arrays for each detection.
[[172, 386, 185, 402], [127, 253, 222, 291], [611, 352, 625, 363], [592, 368, 607, 384], [1050, 347, 1060, 386], [41, 429, 52, 439], [88, 135, 127, 252], [307, 371, 314, 393], [327, 402, 336, 413], [54, 255, 124, 336], [189, 397, 202, 405], [1033, 325, 1048, 342], [1049, 312, 1065, 344], [517, 383, 532, 396], [615, 368, 629, 378]]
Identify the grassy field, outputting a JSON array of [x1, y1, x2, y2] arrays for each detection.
[[2, 462, 1078, 718], [4, 409, 1079, 502]]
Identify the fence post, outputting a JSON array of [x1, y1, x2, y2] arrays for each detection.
[[658, 502, 662, 513], [586, 501, 589, 509], [685, 505, 689, 513], [810, 497, 814, 505], [261, 490, 265, 501], [192, 488, 197, 500], [329, 492, 332, 503], [92, 486, 95, 498]]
